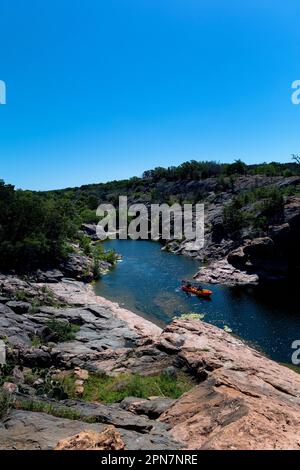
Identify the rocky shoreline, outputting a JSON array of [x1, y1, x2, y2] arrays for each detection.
[[0, 271, 300, 450], [46, 278, 162, 339]]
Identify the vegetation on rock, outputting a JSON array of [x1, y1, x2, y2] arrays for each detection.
[[60, 371, 194, 403], [0, 389, 11, 419]]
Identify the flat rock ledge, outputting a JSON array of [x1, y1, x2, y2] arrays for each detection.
[[44, 279, 162, 339]]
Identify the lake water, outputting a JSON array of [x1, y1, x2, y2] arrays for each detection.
[[94, 239, 300, 367]]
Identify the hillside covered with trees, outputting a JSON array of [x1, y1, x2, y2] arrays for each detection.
[[1, 159, 300, 276]]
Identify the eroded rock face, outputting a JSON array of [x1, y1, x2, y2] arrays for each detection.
[[165, 179, 300, 286], [2, 302, 142, 368], [243, 237, 275, 259], [158, 320, 300, 450]]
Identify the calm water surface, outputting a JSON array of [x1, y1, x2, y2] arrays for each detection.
[[94, 240, 300, 366]]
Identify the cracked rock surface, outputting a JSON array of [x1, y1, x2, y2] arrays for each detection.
[[158, 320, 300, 450], [1, 276, 300, 450]]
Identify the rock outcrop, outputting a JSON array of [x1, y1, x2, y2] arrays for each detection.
[[161, 177, 300, 286], [194, 258, 259, 286], [158, 320, 300, 450]]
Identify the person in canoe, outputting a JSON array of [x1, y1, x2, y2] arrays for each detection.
[[181, 280, 212, 298]]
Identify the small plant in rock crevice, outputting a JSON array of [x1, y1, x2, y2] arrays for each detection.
[[44, 319, 80, 343]]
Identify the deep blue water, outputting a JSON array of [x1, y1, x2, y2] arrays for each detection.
[[94, 240, 300, 367]]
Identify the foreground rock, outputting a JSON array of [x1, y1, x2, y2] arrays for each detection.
[[157, 320, 300, 450], [0, 276, 161, 356], [2, 314, 300, 449], [0, 410, 180, 450], [54, 427, 125, 450], [1, 272, 300, 450]]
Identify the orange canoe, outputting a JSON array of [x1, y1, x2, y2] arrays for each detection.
[[181, 285, 212, 298]]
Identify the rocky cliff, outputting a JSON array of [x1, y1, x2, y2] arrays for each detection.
[[161, 176, 300, 286]]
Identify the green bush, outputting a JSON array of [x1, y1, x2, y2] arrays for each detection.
[[79, 235, 92, 256], [223, 203, 250, 232], [0, 389, 11, 419], [223, 185, 284, 232], [283, 169, 295, 177], [45, 319, 80, 342]]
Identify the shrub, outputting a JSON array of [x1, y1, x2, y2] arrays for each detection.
[[223, 203, 250, 232], [79, 235, 92, 256], [226, 159, 247, 176], [92, 244, 117, 279], [0, 389, 11, 419], [283, 169, 295, 178], [45, 319, 80, 342], [223, 185, 284, 232]]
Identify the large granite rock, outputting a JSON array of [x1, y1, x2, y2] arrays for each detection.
[[157, 320, 300, 450], [60, 253, 94, 282], [13, 395, 171, 434], [1, 269, 300, 450], [194, 258, 259, 286], [34, 269, 64, 283]]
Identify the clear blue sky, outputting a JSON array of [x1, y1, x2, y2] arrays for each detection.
[[0, 0, 300, 190]]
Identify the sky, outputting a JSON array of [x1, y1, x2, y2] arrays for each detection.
[[0, 0, 300, 190]]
